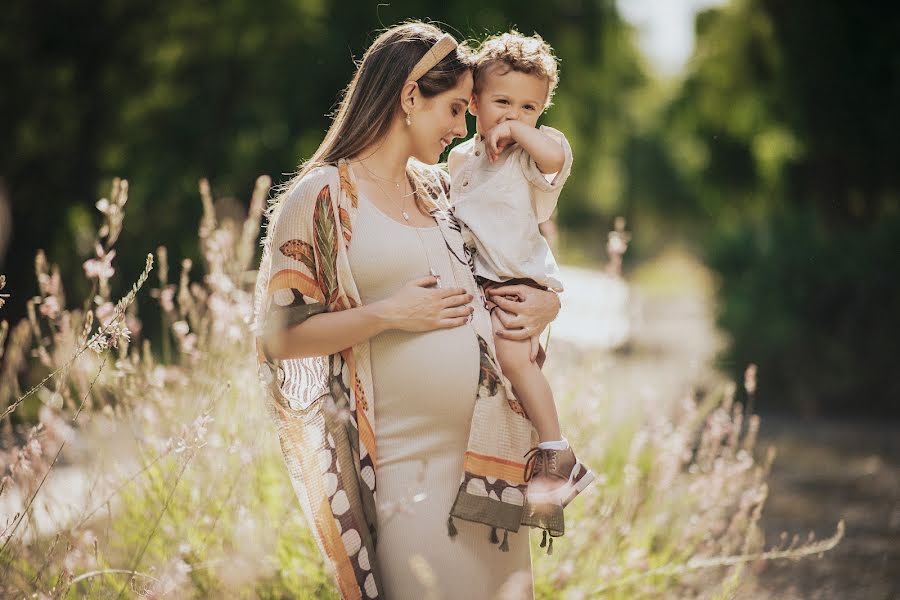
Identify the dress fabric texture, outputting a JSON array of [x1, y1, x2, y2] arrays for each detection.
[[253, 160, 539, 600], [348, 195, 532, 599]]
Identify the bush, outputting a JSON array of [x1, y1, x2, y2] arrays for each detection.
[[707, 210, 900, 417]]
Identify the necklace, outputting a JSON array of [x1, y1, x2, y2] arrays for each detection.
[[358, 161, 404, 188], [363, 164, 421, 223], [357, 160, 417, 220], [351, 162, 474, 326], [366, 170, 461, 294]]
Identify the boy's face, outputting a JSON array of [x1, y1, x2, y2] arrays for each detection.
[[470, 67, 548, 137]]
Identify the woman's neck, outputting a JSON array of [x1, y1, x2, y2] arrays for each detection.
[[352, 126, 412, 183]]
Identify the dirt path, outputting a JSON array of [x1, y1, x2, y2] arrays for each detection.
[[742, 417, 900, 600]]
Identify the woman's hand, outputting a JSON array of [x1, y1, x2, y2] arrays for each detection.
[[375, 276, 474, 332], [487, 285, 561, 341]]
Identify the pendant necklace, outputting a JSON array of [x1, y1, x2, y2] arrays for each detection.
[[359, 160, 417, 221], [366, 170, 447, 288], [362, 166, 475, 326]]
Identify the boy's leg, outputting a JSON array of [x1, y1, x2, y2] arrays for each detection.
[[491, 310, 562, 443]]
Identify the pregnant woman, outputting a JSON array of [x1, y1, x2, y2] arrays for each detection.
[[254, 22, 560, 599]]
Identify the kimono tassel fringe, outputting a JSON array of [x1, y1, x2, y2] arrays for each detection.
[[489, 526, 499, 544], [499, 529, 510, 552], [540, 529, 548, 548], [447, 516, 458, 538]]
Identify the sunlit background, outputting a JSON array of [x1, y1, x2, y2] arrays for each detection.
[[1, 1, 897, 598]]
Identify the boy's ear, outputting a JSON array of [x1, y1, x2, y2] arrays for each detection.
[[468, 94, 479, 116]]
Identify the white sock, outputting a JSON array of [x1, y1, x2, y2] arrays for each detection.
[[538, 437, 569, 451]]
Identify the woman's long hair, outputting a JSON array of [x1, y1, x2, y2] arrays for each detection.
[[254, 22, 471, 332], [267, 21, 471, 223]]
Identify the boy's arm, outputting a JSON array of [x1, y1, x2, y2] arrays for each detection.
[[516, 125, 573, 223], [508, 120, 566, 174]]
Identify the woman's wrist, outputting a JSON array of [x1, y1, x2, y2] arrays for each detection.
[[362, 300, 392, 334]]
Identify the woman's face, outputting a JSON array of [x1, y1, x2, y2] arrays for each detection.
[[408, 71, 473, 164]]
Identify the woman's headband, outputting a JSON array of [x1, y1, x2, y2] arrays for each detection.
[[408, 34, 458, 82]]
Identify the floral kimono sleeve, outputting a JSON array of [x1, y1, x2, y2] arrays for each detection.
[[255, 167, 382, 600]]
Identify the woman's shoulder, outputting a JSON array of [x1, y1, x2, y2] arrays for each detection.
[[269, 164, 342, 229], [280, 164, 341, 207], [409, 158, 449, 181], [292, 163, 341, 196]]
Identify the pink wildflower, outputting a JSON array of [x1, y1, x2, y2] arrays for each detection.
[[83, 245, 116, 280], [38, 296, 60, 319], [744, 363, 758, 395]]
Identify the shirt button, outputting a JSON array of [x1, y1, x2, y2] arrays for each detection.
[[474, 151, 481, 156], [462, 181, 469, 187]]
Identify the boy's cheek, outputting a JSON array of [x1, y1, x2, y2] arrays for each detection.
[[521, 114, 541, 128]]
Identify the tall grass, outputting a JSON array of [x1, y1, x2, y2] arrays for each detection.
[[0, 177, 841, 598]]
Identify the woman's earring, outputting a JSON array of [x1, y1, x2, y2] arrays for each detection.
[[405, 112, 412, 126]]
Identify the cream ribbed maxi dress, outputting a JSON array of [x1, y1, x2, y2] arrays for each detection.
[[347, 194, 533, 600]]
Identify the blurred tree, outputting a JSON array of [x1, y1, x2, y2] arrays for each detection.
[[761, 1, 900, 225], [662, 0, 900, 416], [1, 0, 362, 317], [4, 0, 898, 417], [1, 0, 644, 321]]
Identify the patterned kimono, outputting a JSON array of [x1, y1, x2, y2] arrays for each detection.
[[254, 159, 540, 599]]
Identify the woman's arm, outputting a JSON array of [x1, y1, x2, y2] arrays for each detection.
[[486, 285, 561, 340], [266, 277, 474, 359], [265, 302, 385, 360]]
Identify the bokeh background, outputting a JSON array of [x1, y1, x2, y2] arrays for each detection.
[[1, 1, 898, 598], [4, 0, 899, 417]]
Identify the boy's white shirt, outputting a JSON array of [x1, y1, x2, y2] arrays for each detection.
[[448, 125, 573, 292]]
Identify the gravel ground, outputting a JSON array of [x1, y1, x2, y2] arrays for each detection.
[[738, 416, 900, 600]]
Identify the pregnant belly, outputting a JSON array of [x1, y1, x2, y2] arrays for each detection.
[[369, 324, 479, 469]]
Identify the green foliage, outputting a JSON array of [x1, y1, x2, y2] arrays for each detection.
[[0, 0, 647, 326], [708, 210, 900, 416], [2, 0, 895, 418], [656, 0, 900, 415]]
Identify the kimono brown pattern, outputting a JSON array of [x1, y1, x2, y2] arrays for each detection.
[[254, 159, 541, 599]]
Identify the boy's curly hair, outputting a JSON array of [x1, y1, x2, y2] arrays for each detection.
[[473, 30, 560, 107]]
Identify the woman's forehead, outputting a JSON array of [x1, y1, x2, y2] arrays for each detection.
[[445, 70, 474, 100]]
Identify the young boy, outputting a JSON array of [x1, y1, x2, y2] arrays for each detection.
[[448, 31, 594, 534]]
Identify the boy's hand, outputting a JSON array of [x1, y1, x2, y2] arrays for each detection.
[[485, 122, 516, 162]]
